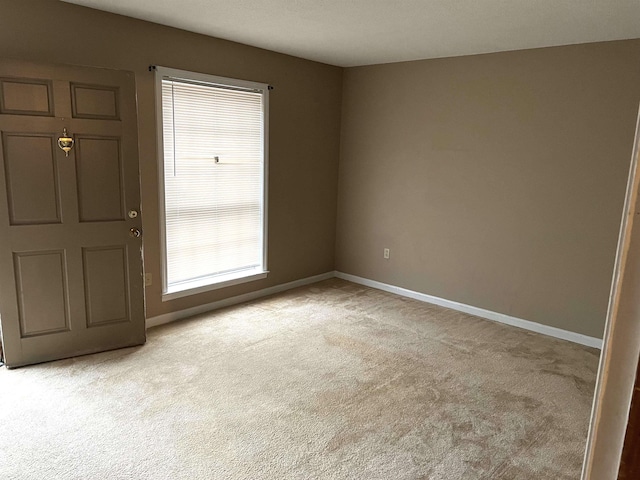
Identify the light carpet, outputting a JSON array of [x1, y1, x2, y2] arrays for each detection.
[[0, 278, 599, 479]]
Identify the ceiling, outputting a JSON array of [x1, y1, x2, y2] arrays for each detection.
[[61, 0, 640, 67]]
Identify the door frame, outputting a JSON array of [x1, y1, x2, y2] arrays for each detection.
[[582, 103, 640, 479]]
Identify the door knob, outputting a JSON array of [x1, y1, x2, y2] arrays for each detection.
[[129, 228, 141, 238]]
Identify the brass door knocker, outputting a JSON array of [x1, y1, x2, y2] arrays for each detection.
[[57, 128, 74, 157]]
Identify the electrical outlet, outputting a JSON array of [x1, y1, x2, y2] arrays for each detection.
[[383, 248, 390, 259], [144, 273, 153, 286]]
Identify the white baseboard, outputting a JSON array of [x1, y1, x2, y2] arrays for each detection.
[[145, 271, 335, 329], [335, 271, 603, 349], [146, 269, 603, 349]]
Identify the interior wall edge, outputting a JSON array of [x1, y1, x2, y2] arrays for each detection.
[[581, 105, 640, 480]]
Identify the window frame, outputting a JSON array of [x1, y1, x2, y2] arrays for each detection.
[[154, 66, 269, 301]]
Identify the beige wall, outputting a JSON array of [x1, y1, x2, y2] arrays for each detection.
[[2, 1, 639, 338], [337, 40, 640, 338], [0, 0, 343, 318]]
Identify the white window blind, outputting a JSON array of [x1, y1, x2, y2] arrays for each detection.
[[159, 71, 267, 296]]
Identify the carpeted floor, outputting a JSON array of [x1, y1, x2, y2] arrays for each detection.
[[0, 279, 599, 479]]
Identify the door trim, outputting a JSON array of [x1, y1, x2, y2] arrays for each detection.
[[581, 104, 640, 479]]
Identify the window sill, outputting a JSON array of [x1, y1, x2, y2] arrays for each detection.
[[162, 269, 269, 302]]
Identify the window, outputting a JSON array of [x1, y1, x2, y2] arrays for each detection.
[[155, 67, 269, 300]]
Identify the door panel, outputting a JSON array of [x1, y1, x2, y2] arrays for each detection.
[[83, 245, 129, 327], [0, 77, 54, 116], [14, 250, 69, 337], [0, 59, 145, 367], [2, 132, 61, 225], [71, 83, 120, 120], [75, 136, 124, 222]]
